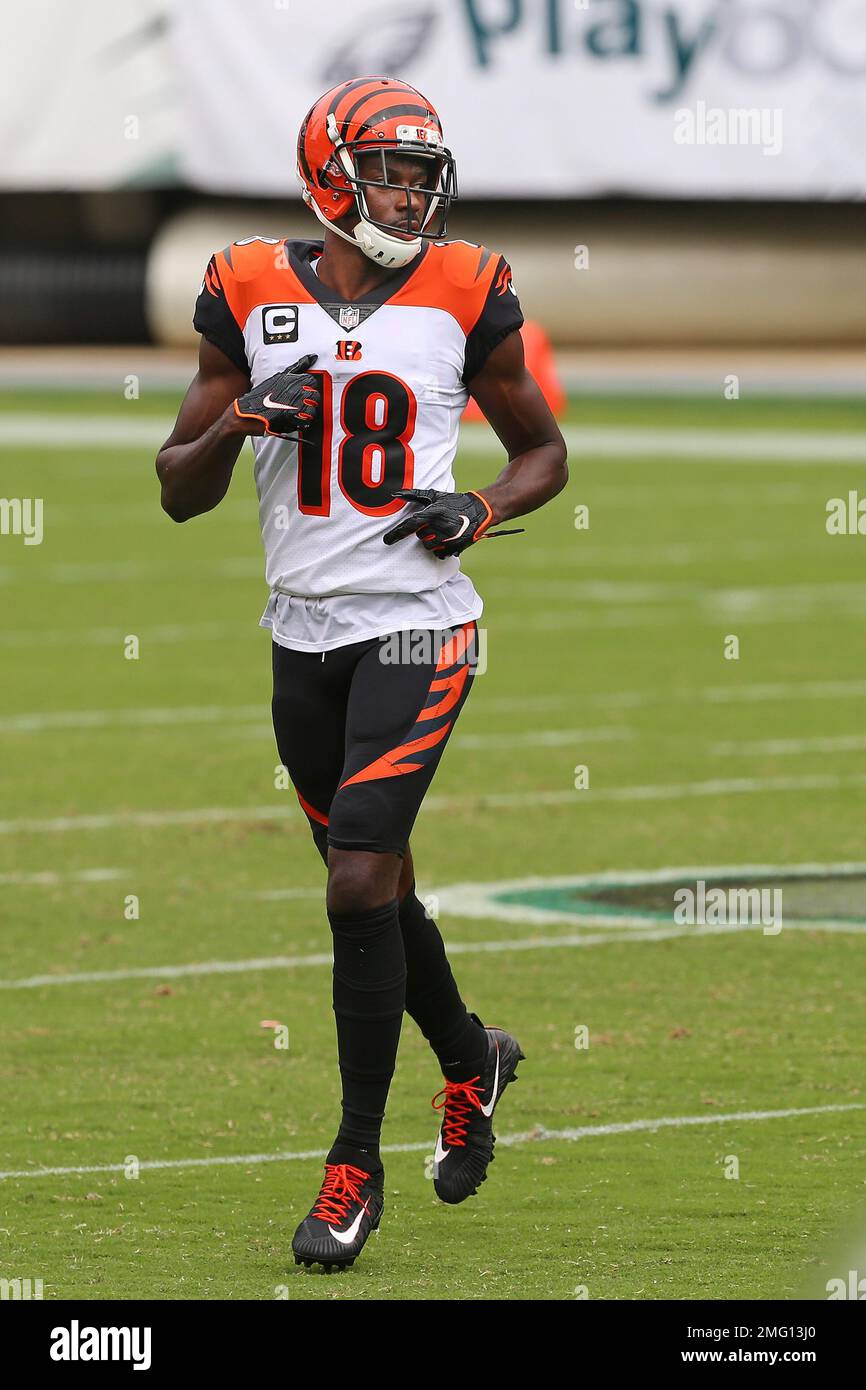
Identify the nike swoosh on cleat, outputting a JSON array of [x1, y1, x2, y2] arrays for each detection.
[[328, 1200, 369, 1245], [479, 1041, 500, 1117], [434, 1132, 450, 1165]]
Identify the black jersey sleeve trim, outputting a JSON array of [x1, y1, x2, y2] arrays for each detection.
[[461, 256, 524, 387], [192, 255, 249, 374]]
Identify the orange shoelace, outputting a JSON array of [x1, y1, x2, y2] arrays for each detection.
[[431, 1076, 484, 1147], [311, 1163, 370, 1224]]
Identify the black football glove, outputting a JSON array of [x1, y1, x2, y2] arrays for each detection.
[[382, 487, 524, 559], [233, 354, 320, 438]]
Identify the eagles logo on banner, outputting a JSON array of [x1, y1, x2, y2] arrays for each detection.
[[339, 306, 361, 330], [172, 0, 866, 200]]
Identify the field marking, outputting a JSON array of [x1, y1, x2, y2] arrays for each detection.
[[496, 607, 866, 634], [6, 554, 866, 614], [3, 600, 863, 648], [0, 417, 172, 448], [3, 773, 866, 838], [712, 734, 866, 757], [0, 703, 266, 734], [483, 578, 866, 604], [432, 863, 866, 928], [0, 606, 795, 646], [2, 415, 866, 462], [701, 678, 866, 705], [4, 677, 866, 737], [0, 1102, 860, 1182], [0, 622, 254, 650], [224, 725, 634, 749], [514, 539, 837, 567], [0, 868, 124, 887], [251, 887, 323, 902], [260, 861, 866, 915], [3, 917, 863, 993], [0, 694, 579, 731], [459, 727, 632, 750], [574, 774, 866, 803], [0, 558, 260, 587]]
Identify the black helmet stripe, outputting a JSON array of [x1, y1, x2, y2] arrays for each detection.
[[341, 87, 429, 136], [352, 103, 438, 136], [297, 110, 314, 183], [327, 76, 383, 120]]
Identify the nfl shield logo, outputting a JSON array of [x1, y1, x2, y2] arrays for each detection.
[[339, 306, 361, 330]]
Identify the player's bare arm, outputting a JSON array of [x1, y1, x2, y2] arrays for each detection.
[[156, 340, 321, 522], [467, 326, 568, 524], [155, 337, 250, 522]]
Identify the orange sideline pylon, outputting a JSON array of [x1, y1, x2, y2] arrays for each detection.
[[462, 320, 566, 421]]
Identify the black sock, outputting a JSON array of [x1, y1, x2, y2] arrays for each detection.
[[398, 885, 488, 1081], [327, 897, 406, 1161]]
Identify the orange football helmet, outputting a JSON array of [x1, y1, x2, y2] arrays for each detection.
[[296, 76, 458, 268]]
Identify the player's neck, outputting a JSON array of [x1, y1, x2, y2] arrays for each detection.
[[315, 230, 400, 301]]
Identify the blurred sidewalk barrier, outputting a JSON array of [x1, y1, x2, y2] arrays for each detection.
[[462, 321, 566, 421], [146, 204, 866, 351]]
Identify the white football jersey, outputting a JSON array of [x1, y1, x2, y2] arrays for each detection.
[[193, 236, 523, 631]]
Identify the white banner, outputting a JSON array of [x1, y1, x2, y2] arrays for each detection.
[[0, 0, 176, 189], [1, 0, 865, 195], [173, 0, 866, 198]]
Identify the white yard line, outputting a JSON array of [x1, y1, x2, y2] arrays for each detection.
[[0, 868, 124, 887], [495, 607, 866, 633], [483, 578, 866, 608], [456, 727, 633, 749], [712, 734, 866, 756], [2, 773, 865, 837], [0, 559, 261, 587], [223, 726, 635, 749], [571, 773, 866, 802], [0, 805, 290, 835], [2, 415, 865, 462], [0, 1103, 860, 1182], [2, 916, 862, 992], [0, 703, 265, 734], [702, 678, 866, 704], [0, 623, 254, 650], [251, 887, 323, 902], [3, 678, 866, 738]]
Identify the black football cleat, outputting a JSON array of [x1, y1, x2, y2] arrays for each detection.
[[292, 1162, 384, 1271], [431, 1021, 525, 1205]]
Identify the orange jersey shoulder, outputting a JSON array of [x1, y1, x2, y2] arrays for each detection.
[[392, 241, 511, 335], [212, 237, 315, 329]]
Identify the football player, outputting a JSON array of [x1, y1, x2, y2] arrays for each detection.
[[156, 76, 567, 1272]]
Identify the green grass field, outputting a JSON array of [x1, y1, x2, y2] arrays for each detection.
[[1, 386, 865, 1300]]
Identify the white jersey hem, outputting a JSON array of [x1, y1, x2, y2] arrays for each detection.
[[260, 588, 484, 654]]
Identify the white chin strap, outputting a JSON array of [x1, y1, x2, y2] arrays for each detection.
[[308, 197, 423, 269]]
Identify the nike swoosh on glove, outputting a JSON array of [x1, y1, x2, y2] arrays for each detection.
[[382, 488, 497, 558], [233, 354, 321, 438]]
